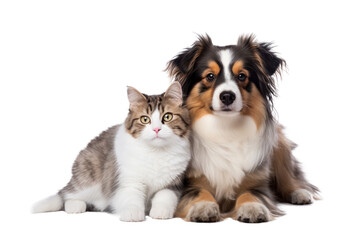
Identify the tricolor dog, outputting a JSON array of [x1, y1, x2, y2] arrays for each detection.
[[166, 35, 319, 223]]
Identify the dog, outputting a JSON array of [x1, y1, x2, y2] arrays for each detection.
[[166, 34, 319, 223]]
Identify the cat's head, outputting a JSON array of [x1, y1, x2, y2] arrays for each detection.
[[125, 82, 190, 146]]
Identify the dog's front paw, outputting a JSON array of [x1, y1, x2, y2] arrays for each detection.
[[149, 205, 174, 220], [186, 201, 221, 222], [119, 207, 145, 222], [236, 202, 271, 223], [291, 189, 313, 205]]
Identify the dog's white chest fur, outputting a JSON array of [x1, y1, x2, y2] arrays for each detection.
[[191, 114, 263, 201]]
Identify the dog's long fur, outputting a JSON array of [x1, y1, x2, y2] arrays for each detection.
[[166, 34, 319, 223]]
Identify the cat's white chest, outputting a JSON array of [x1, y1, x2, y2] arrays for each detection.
[[114, 125, 190, 194], [191, 114, 263, 201], [142, 150, 185, 192]]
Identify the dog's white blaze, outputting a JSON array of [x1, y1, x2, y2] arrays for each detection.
[[211, 49, 243, 112], [191, 114, 264, 201], [219, 49, 233, 83]]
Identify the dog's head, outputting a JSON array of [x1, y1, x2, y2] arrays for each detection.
[[166, 34, 285, 125]]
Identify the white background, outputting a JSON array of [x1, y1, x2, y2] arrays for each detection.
[[1, 0, 359, 239]]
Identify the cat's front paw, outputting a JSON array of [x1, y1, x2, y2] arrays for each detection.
[[149, 205, 174, 220], [119, 207, 145, 222]]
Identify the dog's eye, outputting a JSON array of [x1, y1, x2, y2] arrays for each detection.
[[206, 73, 215, 82], [237, 73, 247, 82]]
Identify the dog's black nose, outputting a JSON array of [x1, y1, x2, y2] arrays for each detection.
[[220, 91, 236, 106]]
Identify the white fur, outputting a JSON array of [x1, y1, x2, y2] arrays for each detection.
[[219, 49, 233, 83], [186, 201, 220, 222], [149, 189, 178, 219], [113, 124, 190, 220], [237, 202, 272, 222], [150, 109, 162, 132], [212, 81, 243, 113], [64, 199, 86, 214], [119, 204, 146, 222], [291, 189, 314, 204], [63, 184, 108, 211], [191, 114, 269, 201], [32, 194, 63, 213], [33, 110, 190, 220], [212, 50, 242, 113]]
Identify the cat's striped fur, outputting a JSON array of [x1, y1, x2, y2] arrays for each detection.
[[33, 82, 191, 221]]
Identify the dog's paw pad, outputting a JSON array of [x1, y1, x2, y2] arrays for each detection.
[[236, 202, 271, 223], [291, 189, 313, 205], [187, 201, 220, 223]]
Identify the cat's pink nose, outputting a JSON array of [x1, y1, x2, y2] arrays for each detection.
[[153, 128, 161, 134]]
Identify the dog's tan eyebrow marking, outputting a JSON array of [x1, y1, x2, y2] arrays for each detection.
[[232, 60, 250, 79], [201, 61, 221, 78], [232, 60, 244, 75]]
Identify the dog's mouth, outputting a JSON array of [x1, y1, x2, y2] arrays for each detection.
[[210, 106, 241, 116], [210, 105, 236, 111]]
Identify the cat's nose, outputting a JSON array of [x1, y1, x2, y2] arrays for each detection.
[[153, 128, 161, 134]]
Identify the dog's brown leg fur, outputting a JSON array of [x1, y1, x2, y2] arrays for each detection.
[[234, 192, 260, 208], [230, 192, 272, 223], [271, 128, 319, 204], [228, 165, 282, 223], [175, 173, 221, 222]]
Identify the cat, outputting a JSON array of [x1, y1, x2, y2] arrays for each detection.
[[32, 82, 191, 221]]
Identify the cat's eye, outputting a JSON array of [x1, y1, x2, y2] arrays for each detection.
[[163, 113, 173, 122], [140, 116, 151, 124]]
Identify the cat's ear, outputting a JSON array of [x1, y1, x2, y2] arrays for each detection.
[[164, 82, 183, 105], [127, 86, 147, 108]]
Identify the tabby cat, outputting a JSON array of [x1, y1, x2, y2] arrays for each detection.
[[33, 82, 191, 221]]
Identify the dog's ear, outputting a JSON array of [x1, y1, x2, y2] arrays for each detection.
[[238, 35, 286, 105], [257, 42, 285, 76], [166, 34, 213, 91], [255, 41, 286, 104], [237, 35, 285, 76]]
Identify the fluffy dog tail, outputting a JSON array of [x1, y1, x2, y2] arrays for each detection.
[[32, 194, 63, 213]]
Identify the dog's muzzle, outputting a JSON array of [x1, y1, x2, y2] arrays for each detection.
[[219, 91, 236, 106]]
